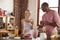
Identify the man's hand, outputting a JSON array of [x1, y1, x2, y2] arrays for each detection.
[[49, 22, 57, 27], [40, 21, 50, 25], [40, 21, 57, 27]]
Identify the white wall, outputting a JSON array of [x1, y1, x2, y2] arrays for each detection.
[[0, 0, 13, 13], [28, 0, 38, 28]]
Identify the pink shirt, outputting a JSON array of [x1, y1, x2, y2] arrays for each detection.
[[42, 10, 60, 35]]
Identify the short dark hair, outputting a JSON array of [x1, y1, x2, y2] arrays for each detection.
[[42, 2, 49, 7]]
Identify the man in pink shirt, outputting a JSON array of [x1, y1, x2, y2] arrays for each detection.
[[40, 2, 60, 40]]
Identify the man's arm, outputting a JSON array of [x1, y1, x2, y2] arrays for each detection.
[[39, 15, 45, 28], [40, 21, 57, 27], [53, 11, 60, 27]]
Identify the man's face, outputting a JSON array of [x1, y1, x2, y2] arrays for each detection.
[[41, 6, 48, 12]]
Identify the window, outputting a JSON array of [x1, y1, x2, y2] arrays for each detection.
[[37, 0, 59, 25]]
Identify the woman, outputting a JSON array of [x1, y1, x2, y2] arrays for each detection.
[[21, 10, 38, 38]]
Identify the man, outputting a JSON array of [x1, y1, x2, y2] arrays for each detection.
[[40, 2, 60, 40]]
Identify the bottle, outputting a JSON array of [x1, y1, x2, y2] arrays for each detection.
[[40, 26, 47, 40], [14, 26, 19, 37]]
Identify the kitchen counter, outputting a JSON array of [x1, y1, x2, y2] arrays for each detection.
[[0, 37, 40, 40]]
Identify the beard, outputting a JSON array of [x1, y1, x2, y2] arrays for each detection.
[[41, 9, 46, 12], [42, 10, 46, 12]]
